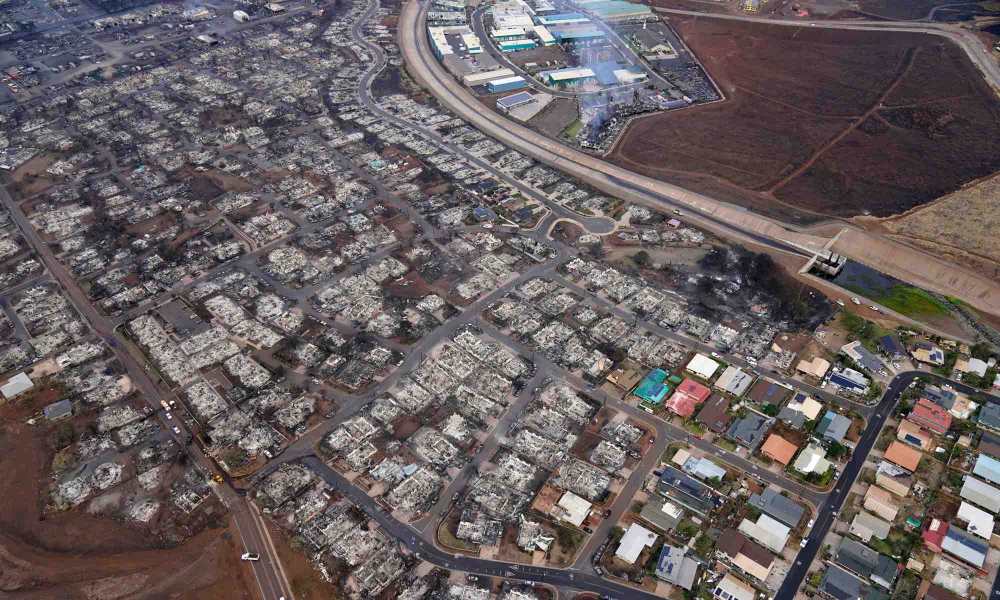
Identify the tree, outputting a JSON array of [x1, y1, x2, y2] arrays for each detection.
[[970, 342, 994, 360], [633, 250, 651, 268], [693, 534, 714, 558], [698, 247, 728, 271], [827, 441, 847, 459], [49, 421, 76, 450]]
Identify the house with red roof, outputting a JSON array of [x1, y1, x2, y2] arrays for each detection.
[[667, 379, 712, 418], [923, 518, 948, 552], [908, 398, 952, 435]]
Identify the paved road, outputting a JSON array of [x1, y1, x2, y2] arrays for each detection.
[[0, 183, 294, 600], [398, 0, 1000, 318], [777, 371, 1000, 600], [303, 455, 666, 600], [650, 8, 1000, 93], [400, 0, 830, 258], [469, 5, 650, 99]]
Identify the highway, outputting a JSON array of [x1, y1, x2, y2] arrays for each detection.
[[396, 0, 1000, 318], [401, 0, 824, 261]]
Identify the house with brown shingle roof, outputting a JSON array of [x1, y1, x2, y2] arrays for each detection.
[[717, 529, 773, 582]]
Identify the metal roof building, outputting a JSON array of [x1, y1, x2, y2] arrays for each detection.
[[634, 368, 671, 405], [615, 523, 657, 564], [579, 0, 653, 21], [960, 475, 1000, 513], [462, 67, 516, 86], [738, 513, 789, 553], [686, 353, 720, 380], [639, 496, 684, 532], [942, 525, 988, 568], [498, 38, 536, 52], [543, 66, 596, 85], [748, 486, 805, 528], [957, 501, 994, 539], [532, 24, 555, 45], [835, 538, 898, 589], [726, 412, 770, 451], [973, 454, 1000, 486], [817, 410, 851, 444], [849, 511, 891, 543], [714, 365, 754, 397], [655, 545, 699, 590], [0, 372, 33, 399], [547, 25, 606, 43], [536, 12, 590, 24]]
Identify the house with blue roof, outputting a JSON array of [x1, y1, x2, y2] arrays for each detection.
[[973, 454, 1000, 486], [634, 368, 670, 406], [817, 410, 852, 445], [942, 525, 988, 569]]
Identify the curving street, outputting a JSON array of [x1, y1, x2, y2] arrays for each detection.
[[649, 7, 1000, 92], [396, 0, 1000, 318]]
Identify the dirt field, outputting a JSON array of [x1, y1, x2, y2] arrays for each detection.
[[529, 97, 580, 139], [609, 17, 1000, 221], [0, 393, 257, 599], [864, 173, 1000, 279], [854, 0, 999, 20]]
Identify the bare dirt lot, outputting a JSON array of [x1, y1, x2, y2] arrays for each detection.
[[608, 17, 1000, 221], [865, 173, 1000, 279], [529, 97, 580, 138], [852, 0, 999, 20], [0, 392, 257, 599]]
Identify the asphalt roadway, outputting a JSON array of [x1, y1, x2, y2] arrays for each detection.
[[302, 456, 667, 600], [397, 0, 1000, 317], [0, 176, 294, 600], [777, 372, 1000, 600], [399, 0, 828, 259]]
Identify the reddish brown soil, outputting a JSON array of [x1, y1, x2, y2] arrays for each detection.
[[854, 0, 999, 20], [610, 18, 1000, 220], [0, 391, 257, 599], [265, 520, 330, 600]]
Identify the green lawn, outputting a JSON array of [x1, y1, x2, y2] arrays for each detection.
[[876, 285, 950, 317], [562, 119, 583, 139]]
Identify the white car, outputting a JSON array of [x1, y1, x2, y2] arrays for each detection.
[[164, 411, 172, 420], [836, 299, 845, 307], [241, 552, 260, 561], [850, 297, 861, 305], [800, 538, 808, 548], [172, 426, 181, 435]]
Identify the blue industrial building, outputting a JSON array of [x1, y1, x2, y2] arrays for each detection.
[[487, 76, 528, 93]]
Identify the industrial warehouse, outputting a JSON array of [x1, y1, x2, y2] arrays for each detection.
[[424, 0, 720, 152]]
